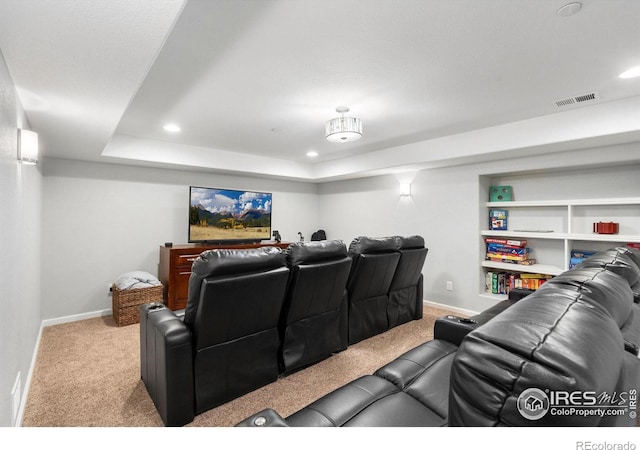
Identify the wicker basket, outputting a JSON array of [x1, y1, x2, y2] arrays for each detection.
[[112, 284, 163, 326]]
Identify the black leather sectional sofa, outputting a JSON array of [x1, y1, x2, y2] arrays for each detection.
[[237, 247, 640, 427], [139, 236, 427, 426]]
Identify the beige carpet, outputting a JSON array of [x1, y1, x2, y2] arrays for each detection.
[[22, 305, 456, 427]]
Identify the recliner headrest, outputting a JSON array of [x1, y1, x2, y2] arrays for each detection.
[[574, 249, 640, 286], [285, 240, 348, 265], [348, 236, 399, 256], [191, 246, 286, 278], [184, 246, 287, 326], [538, 267, 633, 328], [613, 246, 640, 270], [396, 235, 425, 249]]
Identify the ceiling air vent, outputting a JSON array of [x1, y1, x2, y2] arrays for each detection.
[[553, 91, 600, 108]]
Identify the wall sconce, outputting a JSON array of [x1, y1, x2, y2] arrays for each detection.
[[400, 183, 412, 197], [18, 128, 38, 165]]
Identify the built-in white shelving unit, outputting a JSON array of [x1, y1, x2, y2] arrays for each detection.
[[481, 197, 640, 300]]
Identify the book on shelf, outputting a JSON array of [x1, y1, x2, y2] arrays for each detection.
[[520, 278, 548, 290], [627, 243, 640, 250], [489, 209, 508, 231], [569, 249, 596, 269], [571, 250, 596, 259], [484, 238, 527, 247], [485, 272, 493, 293], [519, 273, 548, 279], [486, 252, 530, 261], [486, 257, 537, 265], [486, 243, 529, 255]]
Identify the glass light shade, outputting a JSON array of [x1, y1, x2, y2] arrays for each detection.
[[18, 129, 38, 164], [325, 116, 362, 143]]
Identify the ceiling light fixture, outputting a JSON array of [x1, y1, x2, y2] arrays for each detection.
[[325, 107, 362, 143], [163, 123, 181, 133], [619, 66, 640, 79], [306, 150, 318, 158], [556, 2, 582, 16]]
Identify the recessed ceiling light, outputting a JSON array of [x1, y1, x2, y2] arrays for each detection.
[[619, 66, 640, 79], [306, 151, 318, 158], [556, 2, 582, 16], [163, 123, 181, 133]]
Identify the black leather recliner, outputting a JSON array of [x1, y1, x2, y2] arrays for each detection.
[[346, 236, 401, 344], [279, 240, 352, 374], [140, 246, 289, 426], [387, 235, 428, 328]]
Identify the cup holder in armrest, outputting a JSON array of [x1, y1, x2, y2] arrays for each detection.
[[235, 409, 289, 427], [146, 302, 165, 311], [434, 315, 479, 347], [445, 315, 477, 325], [624, 340, 639, 356]]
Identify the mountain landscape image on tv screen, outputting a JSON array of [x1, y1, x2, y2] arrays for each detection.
[[189, 187, 272, 243]]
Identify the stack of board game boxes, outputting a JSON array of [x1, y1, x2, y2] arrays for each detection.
[[484, 237, 553, 295], [484, 238, 536, 265]]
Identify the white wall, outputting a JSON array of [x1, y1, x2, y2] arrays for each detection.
[[0, 50, 42, 427], [41, 158, 319, 320], [319, 142, 640, 313]]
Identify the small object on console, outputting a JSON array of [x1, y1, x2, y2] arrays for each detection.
[[593, 222, 619, 234], [272, 230, 281, 243]]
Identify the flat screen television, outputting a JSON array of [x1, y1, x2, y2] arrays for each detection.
[[188, 186, 272, 244]]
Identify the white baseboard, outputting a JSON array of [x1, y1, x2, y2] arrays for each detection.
[[41, 308, 112, 328], [423, 299, 479, 317], [16, 321, 42, 427]]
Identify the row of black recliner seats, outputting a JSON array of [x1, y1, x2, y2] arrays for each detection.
[[237, 246, 640, 427], [139, 235, 428, 426]]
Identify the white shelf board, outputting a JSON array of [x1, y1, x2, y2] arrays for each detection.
[[482, 230, 568, 240], [486, 197, 640, 208], [568, 233, 640, 243], [482, 230, 640, 243], [481, 260, 564, 276]]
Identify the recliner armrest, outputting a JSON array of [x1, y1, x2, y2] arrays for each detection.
[[508, 288, 535, 301], [235, 409, 290, 427], [140, 303, 195, 426], [433, 315, 478, 347], [374, 339, 458, 389]]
